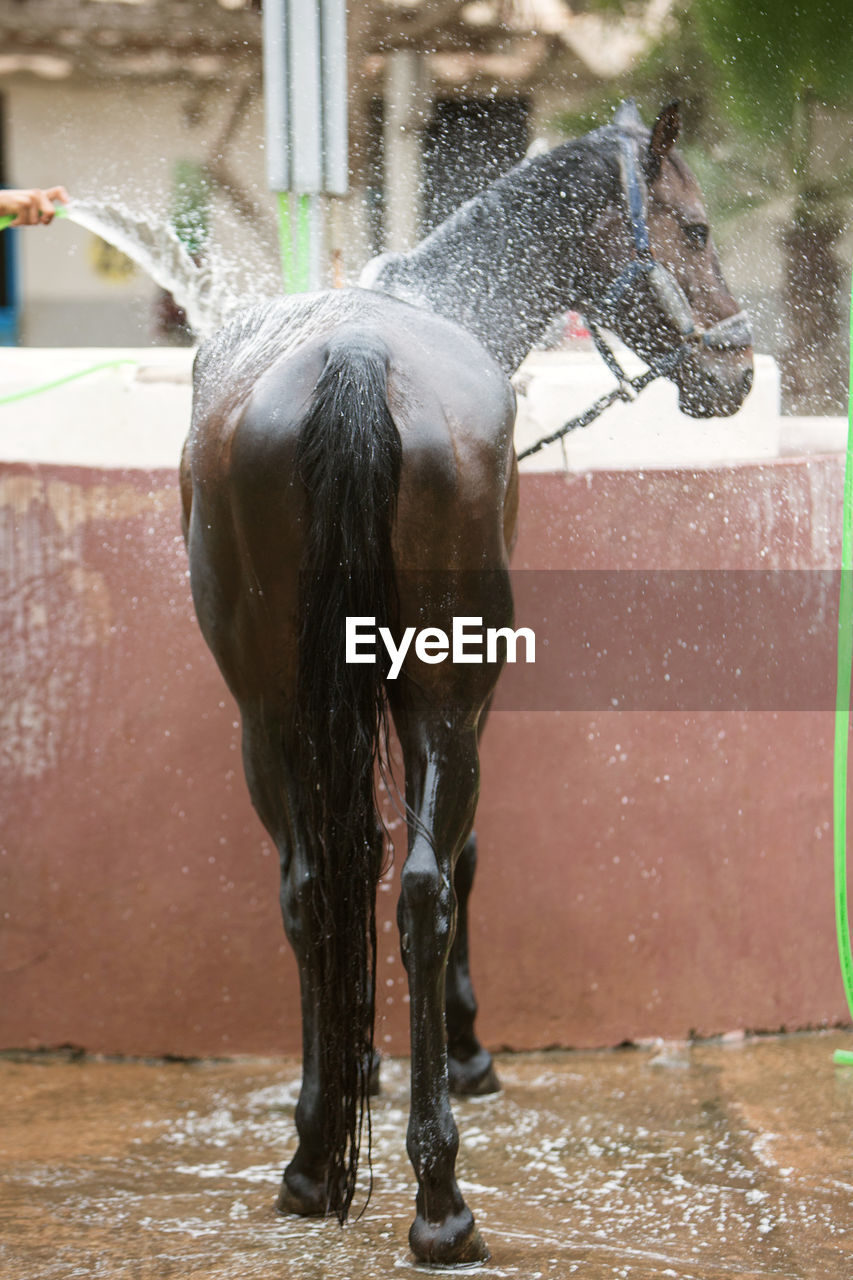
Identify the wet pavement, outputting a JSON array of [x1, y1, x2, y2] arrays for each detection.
[[2, 1031, 852, 1279]]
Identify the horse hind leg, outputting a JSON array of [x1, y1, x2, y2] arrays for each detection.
[[446, 831, 500, 1097], [276, 812, 383, 1220], [395, 713, 491, 1267], [447, 697, 499, 1096], [239, 709, 360, 1218], [276, 847, 337, 1218]]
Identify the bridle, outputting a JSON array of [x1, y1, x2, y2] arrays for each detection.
[[517, 131, 752, 461], [596, 134, 752, 356]]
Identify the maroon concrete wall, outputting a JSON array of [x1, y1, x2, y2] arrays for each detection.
[[1, 457, 848, 1056]]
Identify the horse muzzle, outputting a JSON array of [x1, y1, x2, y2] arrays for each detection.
[[675, 320, 754, 418]]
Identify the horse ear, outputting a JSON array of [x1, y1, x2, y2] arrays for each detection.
[[613, 98, 643, 131], [646, 100, 681, 178]]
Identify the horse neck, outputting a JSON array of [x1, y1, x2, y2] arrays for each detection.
[[373, 139, 611, 374]]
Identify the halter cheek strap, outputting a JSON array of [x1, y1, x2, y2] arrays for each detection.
[[619, 134, 651, 255], [598, 135, 694, 337]]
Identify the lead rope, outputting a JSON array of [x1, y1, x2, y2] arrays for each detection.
[[833, 265, 853, 1067], [516, 334, 687, 461]]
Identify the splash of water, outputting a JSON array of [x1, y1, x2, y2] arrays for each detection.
[[63, 198, 281, 339]]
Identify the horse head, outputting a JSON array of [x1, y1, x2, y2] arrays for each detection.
[[581, 100, 754, 418]]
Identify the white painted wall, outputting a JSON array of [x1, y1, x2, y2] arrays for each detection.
[[0, 346, 839, 473]]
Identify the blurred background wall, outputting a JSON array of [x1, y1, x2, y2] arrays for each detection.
[[0, 0, 849, 412]]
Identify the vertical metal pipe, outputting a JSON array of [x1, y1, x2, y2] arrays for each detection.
[[263, 0, 348, 290], [262, 0, 290, 193], [321, 0, 349, 196], [289, 0, 323, 193], [383, 49, 427, 252]]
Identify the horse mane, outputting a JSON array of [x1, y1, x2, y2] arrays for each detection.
[[358, 125, 634, 373]]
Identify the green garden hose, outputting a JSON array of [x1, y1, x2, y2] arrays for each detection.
[[833, 269, 853, 1067], [277, 191, 312, 292], [0, 203, 68, 232], [0, 359, 138, 406]]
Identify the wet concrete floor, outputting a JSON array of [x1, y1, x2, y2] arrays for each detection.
[[2, 1031, 852, 1279]]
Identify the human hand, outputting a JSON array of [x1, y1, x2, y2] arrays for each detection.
[[0, 186, 70, 225]]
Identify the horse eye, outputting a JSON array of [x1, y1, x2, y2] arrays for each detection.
[[684, 223, 709, 250]]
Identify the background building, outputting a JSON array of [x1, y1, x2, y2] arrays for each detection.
[[0, 0, 849, 413], [0, 0, 678, 344]]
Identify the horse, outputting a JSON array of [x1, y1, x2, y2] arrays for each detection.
[[180, 100, 753, 1268]]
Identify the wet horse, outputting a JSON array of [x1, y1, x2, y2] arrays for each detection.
[[180, 101, 752, 1267]]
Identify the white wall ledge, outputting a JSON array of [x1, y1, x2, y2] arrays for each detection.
[[0, 348, 193, 469], [0, 347, 844, 472]]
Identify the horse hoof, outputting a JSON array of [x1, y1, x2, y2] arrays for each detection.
[[276, 1169, 327, 1218], [448, 1049, 501, 1097], [409, 1209, 490, 1268]]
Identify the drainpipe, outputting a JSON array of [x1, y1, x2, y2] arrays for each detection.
[[263, 0, 348, 291]]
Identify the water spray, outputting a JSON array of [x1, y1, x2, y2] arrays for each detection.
[[0, 203, 140, 402], [0, 198, 267, 338], [833, 269, 853, 1068]]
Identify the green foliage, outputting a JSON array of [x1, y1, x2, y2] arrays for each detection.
[[572, 0, 639, 11], [553, 5, 720, 144], [555, 0, 853, 219], [573, 0, 853, 410], [692, 0, 853, 139]]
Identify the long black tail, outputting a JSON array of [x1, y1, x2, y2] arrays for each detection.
[[293, 330, 401, 1222]]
